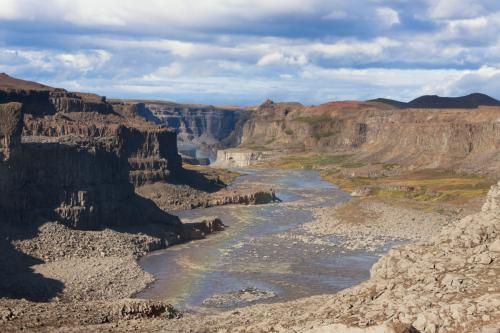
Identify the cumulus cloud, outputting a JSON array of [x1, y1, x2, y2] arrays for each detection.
[[428, 65, 500, 97], [0, 0, 318, 30], [143, 63, 184, 80], [257, 52, 307, 66], [1, 0, 500, 104], [0, 0, 20, 20], [376, 7, 400, 27], [57, 50, 111, 72], [428, 0, 486, 20]]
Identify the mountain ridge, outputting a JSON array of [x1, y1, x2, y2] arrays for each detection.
[[369, 93, 500, 109]]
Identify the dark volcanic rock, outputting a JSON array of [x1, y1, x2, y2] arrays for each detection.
[[407, 93, 500, 109], [0, 104, 181, 229], [371, 93, 500, 109], [0, 102, 23, 161], [0, 73, 184, 229]]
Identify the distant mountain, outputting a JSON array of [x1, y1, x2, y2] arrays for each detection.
[[0, 73, 54, 91], [368, 98, 408, 109], [407, 93, 500, 109], [370, 93, 500, 109]]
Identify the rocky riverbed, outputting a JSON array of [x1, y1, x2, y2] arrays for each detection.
[[40, 180, 497, 333], [0, 172, 498, 332], [306, 198, 462, 252]]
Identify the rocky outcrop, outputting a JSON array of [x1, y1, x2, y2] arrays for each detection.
[[181, 218, 226, 240], [213, 149, 272, 168], [308, 181, 500, 332], [136, 181, 279, 212], [49, 90, 113, 114]]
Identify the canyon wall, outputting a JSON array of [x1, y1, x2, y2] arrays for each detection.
[[121, 101, 249, 148], [236, 100, 500, 175], [22, 113, 182, 187], [0, 102, 182, 229], [0, 74, 183, 229]]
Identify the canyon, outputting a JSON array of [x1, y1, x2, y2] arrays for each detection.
[[228, 99, 500, 176], [114, 100, 250, 159], [0, 73, 499, 333]]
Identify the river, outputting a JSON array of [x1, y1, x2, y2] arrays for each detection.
[[137, 168, 387, 313]]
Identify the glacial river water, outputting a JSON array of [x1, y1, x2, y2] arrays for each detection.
[[137, 169, 386, 313]]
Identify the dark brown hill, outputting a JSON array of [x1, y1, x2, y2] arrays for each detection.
[[0, 73, 54, 91], [370, 93, 500, 109]]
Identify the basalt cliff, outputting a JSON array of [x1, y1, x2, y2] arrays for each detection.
[[113, 100, 249, 154], [0, 73, 183, 230]]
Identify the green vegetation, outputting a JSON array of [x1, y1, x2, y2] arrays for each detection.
[[265, 139, 275, 145], [312, 130, 339, 140], [323, 168, 494, 203], [341, 162, 365, 169], [292, 114, 331, 125], [260, 154, 353, 170], [284, 129, 294, 135], [260, 153, 493, 204], [183, 163, 243, 185]]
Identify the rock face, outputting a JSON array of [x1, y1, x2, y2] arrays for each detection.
[[0, 102, 23, 161], [0, 75, 183, 230], [237, 100, 500, 175], [22, 113, 181, 187], [213, 149, 272, 168], [121, 101, 249, 148], [0, 103, 181, 229]]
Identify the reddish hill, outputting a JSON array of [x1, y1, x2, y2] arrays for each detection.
[[0, 73, 54, 91]]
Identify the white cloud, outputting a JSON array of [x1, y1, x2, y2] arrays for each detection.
[[2, 0, 500, 104], [376, 7, 400, 27], [322, 10, 348, 20], [429, 0, 485, 20], [0, 0, 318, 29], [0, 48, 111, 75], [56, 50, 111, 72], [257, 52, 307, 66], [430, 65, 500, 97], [311, 38, 400, 58], [143, 63, 184, 80], [0, 0, 21, 19]]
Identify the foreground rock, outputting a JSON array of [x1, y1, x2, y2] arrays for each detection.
[[137, 182, 279, 211]]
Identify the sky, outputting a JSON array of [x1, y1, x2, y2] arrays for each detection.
[[1, 0, 500, 105]]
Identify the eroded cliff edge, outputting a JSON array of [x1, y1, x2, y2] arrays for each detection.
[[0, 75, 185, 229]]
